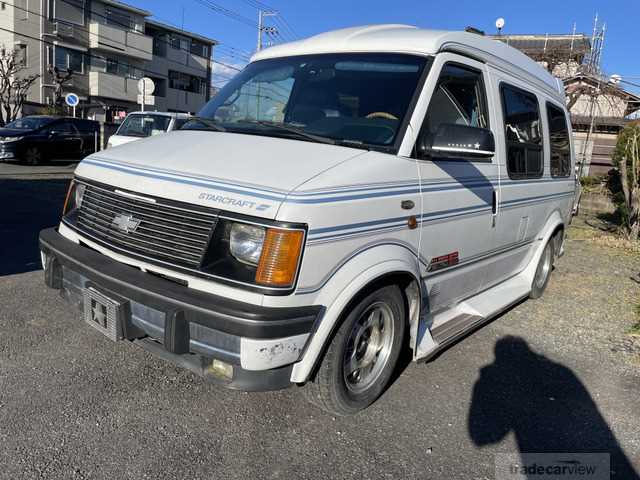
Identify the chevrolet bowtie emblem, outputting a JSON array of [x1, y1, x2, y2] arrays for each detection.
[[112, 213, 141, 233]]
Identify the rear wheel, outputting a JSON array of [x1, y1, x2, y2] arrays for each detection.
[[24, 146, 43, 166], [303, 284, 406, 415], [530, 239, 554, 299]]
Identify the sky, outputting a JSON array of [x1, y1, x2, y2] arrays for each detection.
[[127, 0, 640, 93]]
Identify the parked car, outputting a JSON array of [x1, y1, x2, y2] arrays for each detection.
[[107, 112, 192, 149], [0, 116, 99, 165], [40, 26, 577, 415]]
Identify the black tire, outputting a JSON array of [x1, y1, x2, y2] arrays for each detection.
[[530, 239, 555, 299], [303, 284, 406, 415]]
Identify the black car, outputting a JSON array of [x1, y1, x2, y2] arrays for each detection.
[[0, 116, 100, 165]]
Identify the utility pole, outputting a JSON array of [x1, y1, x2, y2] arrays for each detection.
[[256, 10, 278, 52]]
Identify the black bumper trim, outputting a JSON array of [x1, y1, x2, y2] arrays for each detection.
[[39, 228, 321, 340]]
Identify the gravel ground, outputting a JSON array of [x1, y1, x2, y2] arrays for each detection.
[[0, 178, 639, 479]]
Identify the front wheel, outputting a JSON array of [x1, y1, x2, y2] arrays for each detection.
[[303, 284, 406, 415]]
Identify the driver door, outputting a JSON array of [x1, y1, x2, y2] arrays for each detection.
[[414, 54, 499, 314]]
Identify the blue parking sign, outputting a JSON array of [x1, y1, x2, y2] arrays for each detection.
[[65, 93, 79, 107]]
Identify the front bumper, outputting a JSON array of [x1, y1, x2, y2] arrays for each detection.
[[39, 227, 323, 391], [0, 142, 18, 160]]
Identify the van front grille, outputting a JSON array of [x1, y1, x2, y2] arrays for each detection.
[[75, 181, 218, 269]]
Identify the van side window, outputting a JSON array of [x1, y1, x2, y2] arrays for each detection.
[[500, 84, 543, 179], [417, 63, 489, 159], [546, 103, 571, 177]]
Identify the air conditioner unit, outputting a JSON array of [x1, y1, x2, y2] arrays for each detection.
[[53, 22, 74, 38]]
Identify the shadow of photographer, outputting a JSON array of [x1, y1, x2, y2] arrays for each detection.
[[468, 336, 638, 479]]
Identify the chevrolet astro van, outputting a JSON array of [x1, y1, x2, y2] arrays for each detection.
[[39, 25, 577, 415]]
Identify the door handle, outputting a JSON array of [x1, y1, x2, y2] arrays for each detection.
[[492, 189, 497, 215]]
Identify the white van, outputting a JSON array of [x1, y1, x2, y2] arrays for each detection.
[[40, 26, 576, 415], [107, 112, 192, 148]]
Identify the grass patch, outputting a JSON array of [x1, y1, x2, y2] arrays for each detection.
[[629, 305, 640, 337], [568, 220, 640, 256]]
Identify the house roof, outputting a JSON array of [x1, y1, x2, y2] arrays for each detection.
[[145, 19, 218, 46], [564, 74, 640, 115], [252, 25, 564, 100], [490, 34, 591, 58]]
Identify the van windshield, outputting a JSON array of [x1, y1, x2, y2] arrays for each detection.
[[194, 53, 429, 150], [116, 114, 172, 138]]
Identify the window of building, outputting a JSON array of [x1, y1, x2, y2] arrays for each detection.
[[501, 83, 543, 179], [547, 102, 571, 177], [105, 7, 132, 30], [417, 62, 489, 160], [169, 70, 206, 94], [52, 0, 84, 25], [16, 44, 28, 67], [190, 40, 209, 58], [100, 56, 142, 79], [170, 35, 181, 50], [152, 34, 167, 57], [55, 46, 84, 73]]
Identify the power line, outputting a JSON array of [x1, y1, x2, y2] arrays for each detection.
[[277, 15, 299, 39], [235, 0, 276, 11], [192, 0, 258, 29]]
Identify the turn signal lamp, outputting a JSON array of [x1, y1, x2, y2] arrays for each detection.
[[255, 229, 304, 287]]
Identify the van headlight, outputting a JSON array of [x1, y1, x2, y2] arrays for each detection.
[[229, 223, 265, 266], [202, 219, 305, 290], [62, 180, 86, 215]]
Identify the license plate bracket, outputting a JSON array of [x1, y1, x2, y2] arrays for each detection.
[[83, 287, 124, 341]]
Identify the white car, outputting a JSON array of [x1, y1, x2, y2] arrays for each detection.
[[40, 25, 576, 415], [107, 112, 192, 148]]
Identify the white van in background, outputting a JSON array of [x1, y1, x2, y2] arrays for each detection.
[[40, 25, 577, 415], [107, 112, 192, 148]]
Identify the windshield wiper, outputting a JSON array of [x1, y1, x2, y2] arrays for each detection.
[[248, 120, 338, 146], [182, 117, 227, 132]]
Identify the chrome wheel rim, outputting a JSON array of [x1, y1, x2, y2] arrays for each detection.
[[343, 301, 395, 394], [535, 244, 552, 289]]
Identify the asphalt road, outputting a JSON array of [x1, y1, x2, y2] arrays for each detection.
[[1, 175, 639, 479]]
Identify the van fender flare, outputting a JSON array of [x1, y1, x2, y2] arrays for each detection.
[[291, 244, 422, 383], [521, 210, 564, 285]]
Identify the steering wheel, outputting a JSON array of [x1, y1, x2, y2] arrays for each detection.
[[365, 111, 399, 121]]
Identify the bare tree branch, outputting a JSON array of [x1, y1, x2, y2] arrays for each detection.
[[0, 46, 40, 126]]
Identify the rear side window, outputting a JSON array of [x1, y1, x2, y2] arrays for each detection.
[[500, 84, 543, 179], [546, 103, 571, 177]]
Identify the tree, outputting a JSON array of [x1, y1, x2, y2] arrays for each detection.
[[613, 124, 640, 239], [47, 65, 74, 107], [0, 47, 39, 126]]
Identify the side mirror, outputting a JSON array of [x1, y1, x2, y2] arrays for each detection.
[[418, 124, 495, 159]]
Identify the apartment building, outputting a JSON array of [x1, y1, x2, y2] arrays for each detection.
[[0, 0, 216, 122]]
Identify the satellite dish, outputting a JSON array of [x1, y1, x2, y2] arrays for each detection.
[[610, 74, 622, 85], [496, 18, 505, 30]]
